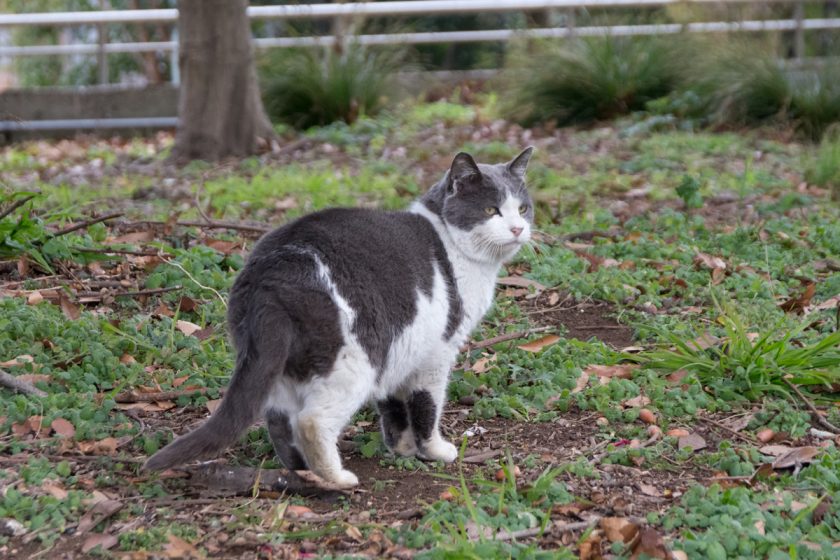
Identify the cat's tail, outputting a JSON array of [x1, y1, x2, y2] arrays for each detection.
[[143, 313, 289, 472]]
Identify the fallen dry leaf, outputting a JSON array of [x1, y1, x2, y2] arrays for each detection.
[[471, 354, 497, 373], [685, 332, 720, 351], [42, 480, 68, 500], [177, 296, 199, 313], [779, 282, 816, 314], [638, 483, 662, 497], [724, 413, 755, 433], [163, 533, 202, 559], [497, 276, 546, 292], [600, 517, 639, 544], [175, 320, 202, 336], [154, 301, 175, 318], [115, 400, 176, 412], [578, 530, 603, 560], [584, 364, 638, 380], [694, 252, 727, 271], [771, 446, 821, 469], [205, 239, 241, 255], [50, 417, 75, 438], [623, 395, 651, 408], [571, 372, 589, 394], [759, 444, 792, 456], [58, 293, 81, 321], [678, 433, 707, 452], [77, 499, 123, 534], [517, 334, 560, 353], [814, 294, 840, 311], [0, 354, 34, 368], [630, 527, 670, 559], [345, 524, 364, 542], [81, 533, 118, 554]]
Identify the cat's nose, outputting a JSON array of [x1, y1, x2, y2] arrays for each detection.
[[510, 226, 523, 237]]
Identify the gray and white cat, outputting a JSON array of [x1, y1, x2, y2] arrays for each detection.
[[144, 147, 535, 488]]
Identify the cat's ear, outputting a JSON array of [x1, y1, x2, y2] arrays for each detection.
[[448, 152, 481, 193], [507, 146, 534, 180]]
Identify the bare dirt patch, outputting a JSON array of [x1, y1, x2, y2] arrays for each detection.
[[527, 293, 635, 349]]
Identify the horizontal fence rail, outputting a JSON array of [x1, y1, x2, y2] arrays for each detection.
[[2, 18, 839, 56], [0, 117, 179, 131], [0, 1, 836, 56], [0, 1, 811, 27]]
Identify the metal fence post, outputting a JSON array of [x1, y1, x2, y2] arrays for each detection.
[[97, 23, 108, 84], [170, 27, 179, 85], [567, 8, 576, 39], [794, 0, 805, 59]]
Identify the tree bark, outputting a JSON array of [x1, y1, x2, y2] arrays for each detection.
[[174, 0, 275, 161]]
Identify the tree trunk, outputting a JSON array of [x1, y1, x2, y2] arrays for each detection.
[[174, 0, 275, 161]]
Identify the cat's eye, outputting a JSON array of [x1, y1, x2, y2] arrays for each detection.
[[484, 207, 498, 216], [518, 205, 528, 215]]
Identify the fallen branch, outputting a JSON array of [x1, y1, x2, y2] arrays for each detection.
[[113, 387, 221, 403], [178, 219, 270, 233], [77, 286, 182, 300], [51, 212, 123, 238], [127, 219, 270, 234], [463, 326, 555, 352], [0, 369, 47, 397], [0, 193, 38, 221], [484, 516, 647, 542], [698, 416, 757, 445], [78, 247, 160, 257], [785, 380, 840, 434]]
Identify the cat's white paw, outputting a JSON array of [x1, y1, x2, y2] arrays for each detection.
[[420, 439, 458, 463], [329, 469, 359, 489]]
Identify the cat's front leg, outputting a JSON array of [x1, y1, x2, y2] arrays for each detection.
[[406, 366, 458, 463], [377, 396, 418, 457]]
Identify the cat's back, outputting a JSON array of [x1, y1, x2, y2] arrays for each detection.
[[249, 207, 444, 274]]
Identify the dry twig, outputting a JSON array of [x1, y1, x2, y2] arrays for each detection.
[[0, 369, 47, 397], [51, 213, 123, 237], [784, 380, 840, 433], [0, 194, 38, 220], [463, 326, 554, 352]]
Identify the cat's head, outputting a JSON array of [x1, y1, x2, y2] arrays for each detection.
[[424, 147, 535, 264]]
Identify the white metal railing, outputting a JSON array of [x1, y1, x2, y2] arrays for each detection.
[[0, 1, 836, 84], [0, 1, 814, 27]]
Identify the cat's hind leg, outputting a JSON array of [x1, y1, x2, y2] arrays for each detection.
[[294, 356, 373, 488], [406, 365, 458, 463], [377, 396, 417, 457], [266, 408, 307, 471]]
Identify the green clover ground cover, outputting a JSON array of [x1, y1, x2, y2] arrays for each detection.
[[0, 101, 839, 558]]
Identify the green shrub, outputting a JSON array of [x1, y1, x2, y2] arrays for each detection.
[[789, 65, 840, 140], [501, 36, 681, 126], [260, 44, 404, 129], [687, 41, 840, 139], [807, 126, 840, 199]]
